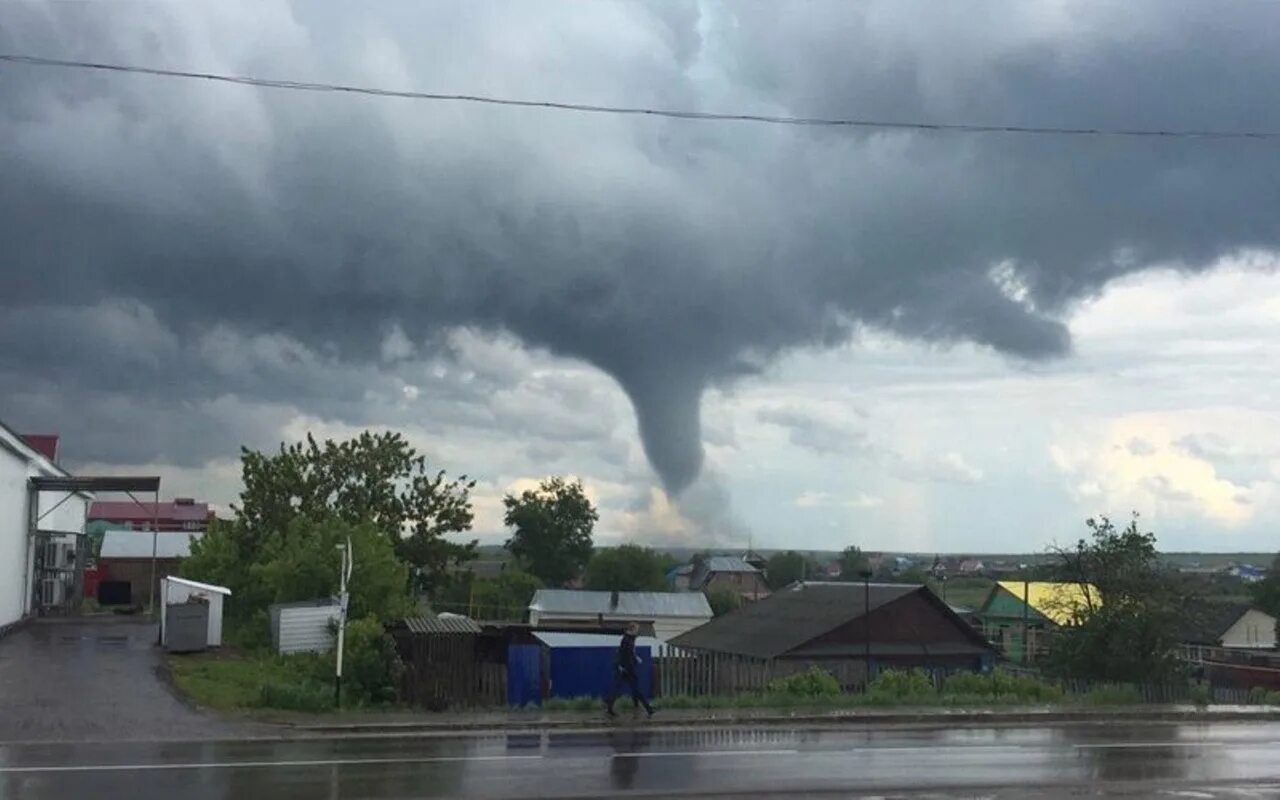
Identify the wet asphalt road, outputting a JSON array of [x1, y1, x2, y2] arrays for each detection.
[[0, 620, 243, 742], [4, 722, 1280, 798]]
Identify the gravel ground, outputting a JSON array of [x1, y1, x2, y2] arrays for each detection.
[[0, 618, 248, 743]]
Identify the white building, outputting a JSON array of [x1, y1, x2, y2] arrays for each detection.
[[528, 590, 713, 641], [0, 420, 90, 631]]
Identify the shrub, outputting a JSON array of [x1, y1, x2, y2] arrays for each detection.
[[867, 669, 936, 701], [1266, 691, 1280, 706], [1247, 687, 1271, 705], [340, 615, 404, 705], [767, 666, 841, 697], [1189, 683, 1211, 708], [942, 670, 1064, 703]]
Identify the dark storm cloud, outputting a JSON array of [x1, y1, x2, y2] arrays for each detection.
[[2, 0, 1280, 491]]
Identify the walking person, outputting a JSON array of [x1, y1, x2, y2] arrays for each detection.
[[605, 623, 654, 717]]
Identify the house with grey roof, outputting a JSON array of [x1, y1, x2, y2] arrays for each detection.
[[670, 582, 996, 683], [528, 589, 712, 641], [690, 555, 770, 600]]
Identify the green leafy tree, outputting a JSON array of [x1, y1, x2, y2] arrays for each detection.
[[704, 587, 742, 617], [1250, 554, 1280, 615], [838, 546, 869, 579], [583, 545, 670, 592], [1044, 513, 1189, 683], [766, 550, 812, 589], [434, 568, 543, 621], [251, 516, 414, 622], [235, 431, 476, 593], [1251, 554, 1280, 644], [503, 477, 597, 586], [183, 518, 272, 619], [470, 570, 543, 621]]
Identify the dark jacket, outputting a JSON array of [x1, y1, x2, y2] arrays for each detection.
[[615, 634, 639, 676]]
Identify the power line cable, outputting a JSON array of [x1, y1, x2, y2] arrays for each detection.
[[2, 52, 1278, 140]]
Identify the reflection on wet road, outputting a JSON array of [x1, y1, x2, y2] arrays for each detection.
[[3, 722, 1280, 798]]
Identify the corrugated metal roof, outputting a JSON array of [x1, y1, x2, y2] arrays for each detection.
[[993, 581, 1101, 626], [670, 583, 917, 659], [164, 576, 231, 596], [404, 615, 482, 635], [99, 530, 200, 559], [529, 590, 712, 618], [705, 556, 759, 574], [532, 631, 664, 650]]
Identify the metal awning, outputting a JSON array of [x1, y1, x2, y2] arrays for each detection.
[[29, 476, 161, 493]]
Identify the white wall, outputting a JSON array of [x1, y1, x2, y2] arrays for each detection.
[[0, 436, 88, 629], [272, 604, 341, 654], [1221, 608, 1278, 649]]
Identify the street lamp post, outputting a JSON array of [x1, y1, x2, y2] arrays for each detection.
[[334, 537, 353, 708]]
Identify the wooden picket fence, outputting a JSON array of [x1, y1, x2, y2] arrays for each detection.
[[653, 645, 870, 697]]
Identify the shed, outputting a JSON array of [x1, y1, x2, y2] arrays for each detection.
[[270, 598, 341, 654], [529, 631, 654, 702], [98, 530, 201, 607], [160, 576, 231, 647], [528, 590, 712, 641]]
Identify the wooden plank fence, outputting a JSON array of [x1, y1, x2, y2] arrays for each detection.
[[653, 645, 870, 697], [396, 633, 506, 710]]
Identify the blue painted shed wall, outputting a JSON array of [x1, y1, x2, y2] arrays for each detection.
[[548, 646, 652, 700], [507, 644, 542, 707]]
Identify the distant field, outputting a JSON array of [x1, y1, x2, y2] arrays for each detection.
[[927, 577, 993, 610]]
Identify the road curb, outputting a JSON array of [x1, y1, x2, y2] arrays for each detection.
[[289, 706, 1280, 735]]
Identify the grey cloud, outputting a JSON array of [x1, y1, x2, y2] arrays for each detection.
[[757, 406, 871, 456], [1175, 433, 1277, 485], [3, 0, 1280, 493]]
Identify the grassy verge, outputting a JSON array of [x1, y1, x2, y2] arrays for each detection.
[[167, 648, 336, 712]]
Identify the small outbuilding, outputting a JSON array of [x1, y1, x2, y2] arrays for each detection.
[[160, 576, 231, 648]]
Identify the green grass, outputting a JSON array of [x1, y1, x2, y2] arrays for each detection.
[[167, 649, 333, 712]]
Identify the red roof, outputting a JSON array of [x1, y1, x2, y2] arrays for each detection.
[[20, 434, 59, 462], [89, 500, 213, 523]]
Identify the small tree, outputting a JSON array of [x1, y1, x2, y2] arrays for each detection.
[[1044, 513, 1188, 683], [583, 545, 670, 592], [503, 476, 597, 587], [838, 545, 869, 579], [251, 516, 414, 622], [705, 587, 742, 617], [467, 570, 544, 621], [766, 550, 810, 589]]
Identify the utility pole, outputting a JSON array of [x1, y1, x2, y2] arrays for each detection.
[[860, 568, 873, 690], [335, 537, 353, 708], [1021, 576, 1031, 667]]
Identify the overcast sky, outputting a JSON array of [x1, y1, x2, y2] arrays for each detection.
[[3, 1, 1279, 554]]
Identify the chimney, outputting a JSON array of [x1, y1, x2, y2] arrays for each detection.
[[20, 434, 59, 462], [610, 589, 619, 610]]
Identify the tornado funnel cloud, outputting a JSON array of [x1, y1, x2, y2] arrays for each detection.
[[618, 370, 706, 495]]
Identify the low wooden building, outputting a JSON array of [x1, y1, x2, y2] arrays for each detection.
[[689, 556, 770, 601], [1182, 603, 1277, 650], [669, 582, 996, 691]]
